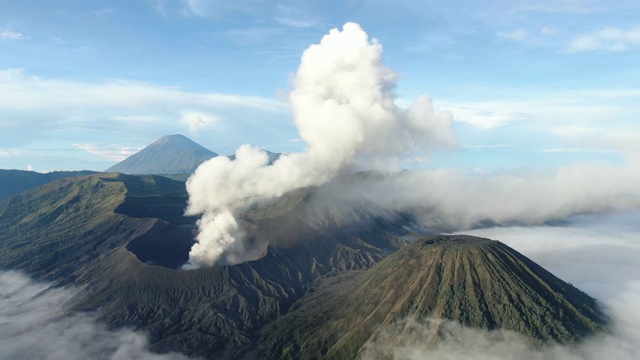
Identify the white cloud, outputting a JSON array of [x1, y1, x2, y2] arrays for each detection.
[[0, 149, 20, 157], [273, 17, 315, 28], [184, 0, 263, 18], [568, 26, 640, 52], [540, 26, 556, 34], [0, 69, 285, 112], [497, 26, 560, 47], [463, 144, 516, 150], [113, 115, 159, 123], [184, 0, 210, 16], [180, 110, 219, 135], [93, 8, 114, 17], [439, 86, 639, 160], [0, 29, 25, 40], [592, 132, 640, 164], [0, 271, 192, 360], [74, 143, 139, 162], [0, 68, 288, 148], [496, 26, 557, 46], [498, 29, 528, 41], [443, 103, 530, 128], [514, 0, 598, 14], [184, 22, 457, 267], [550, 125, 597, 137], [273, 4, 317, 28], [221, 27, 288, 45], [542, 147, 600, 153], [309, 162, 640, 235], [576, 88, 640, 98], [406, 34, 457, 54]]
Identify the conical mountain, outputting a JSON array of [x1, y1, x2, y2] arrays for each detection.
[[260, 235, 607, 359], [105, 134, 217, 174]]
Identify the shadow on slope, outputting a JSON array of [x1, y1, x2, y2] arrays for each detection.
[[259, 235, 608, 360], [0, 171, 411, 359]]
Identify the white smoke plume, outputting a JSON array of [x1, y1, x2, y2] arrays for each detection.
[[184, 22, 455, 267]]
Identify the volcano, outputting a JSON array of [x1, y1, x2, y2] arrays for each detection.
[[260, 235, 607, 359], [105, 134, 217, 175], [0, 173, 608, 359]]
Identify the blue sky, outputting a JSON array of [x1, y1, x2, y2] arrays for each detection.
[[0, 0, 639, 172]]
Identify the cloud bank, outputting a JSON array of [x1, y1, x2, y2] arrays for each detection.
[[569, 26, 640, 52], [304, 162, 640, 235], [0, 68, 287, 149], [0, 29, 25, 40], [0, 271, 192, 360], [184, 22, 456, 267]]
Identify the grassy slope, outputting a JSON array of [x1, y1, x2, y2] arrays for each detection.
[[0, 172, 408, 359], [0, 169, 96, 201], [260, 236, 608, 360], [0, 172, 608, 360], [0, 173, 155, 281]]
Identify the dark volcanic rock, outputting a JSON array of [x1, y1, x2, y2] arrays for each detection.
[[105, 134, 217, 175], [0, 172, 408, 359], [260, 235, 608, 359], [0, 172, 608, 360]]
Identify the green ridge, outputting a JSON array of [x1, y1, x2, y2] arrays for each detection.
[[260, 236, 608, 359]]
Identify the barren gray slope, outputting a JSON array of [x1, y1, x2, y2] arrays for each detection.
[[105, 134, 217, 174]]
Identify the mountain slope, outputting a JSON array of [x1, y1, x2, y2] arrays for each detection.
[[0, 173, 178, 280], [260, 235, 608, 359], [0, 172, 408, 359], [0, 173, 608, 359], [0, 169, 96, 201], [105, 134, 217, 174]]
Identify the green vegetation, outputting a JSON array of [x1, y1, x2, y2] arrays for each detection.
[[0, 172, 608, 359], [0, 172, 406, 359], [0, 169, 96, 201], [260, 236, 608, 359]]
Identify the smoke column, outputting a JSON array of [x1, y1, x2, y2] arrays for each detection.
[[184, 22, 455, 267]]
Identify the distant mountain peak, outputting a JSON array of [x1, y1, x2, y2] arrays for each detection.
[[105, 134, 217, 175], [154, 134, 193, 145]]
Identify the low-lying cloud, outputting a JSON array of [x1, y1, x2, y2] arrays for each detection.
[[0, 271, 192, 360], [304, 163, 640, 235]]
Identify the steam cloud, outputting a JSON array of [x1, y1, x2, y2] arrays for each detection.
[[184, 22, 455, 267], [184, 22, 640, 269], [0, 271, 192, 360], [310, 163, 640, 232]]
